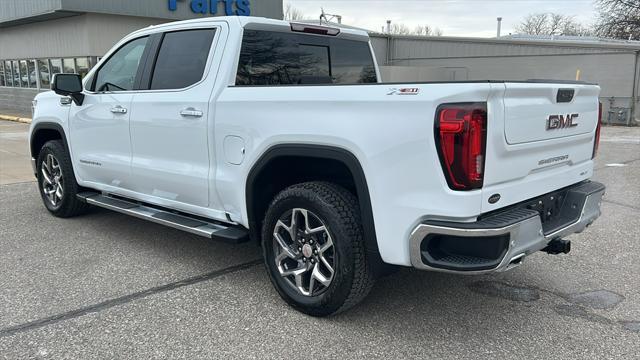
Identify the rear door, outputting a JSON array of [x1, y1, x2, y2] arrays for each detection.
[[482, 82, 600, 212], [128, 26, 222, 209]]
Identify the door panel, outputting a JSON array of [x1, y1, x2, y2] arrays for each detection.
[[69, 94, 133, 187], [129, 98, 210, 206], [129, 28, 219, 208]]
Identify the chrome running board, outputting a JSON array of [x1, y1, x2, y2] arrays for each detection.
[[77, 192, 249, 244]]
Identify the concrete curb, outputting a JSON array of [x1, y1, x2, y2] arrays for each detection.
[[0, 114, 32, 124]]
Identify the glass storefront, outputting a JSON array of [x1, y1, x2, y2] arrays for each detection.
[[0, 57, 97, 90]]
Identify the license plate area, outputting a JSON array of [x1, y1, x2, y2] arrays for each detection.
[[480, 183, 592, 236], [520, 186, 590, 235]]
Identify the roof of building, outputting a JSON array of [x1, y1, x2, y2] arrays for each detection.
[[296, 20, 640, 51], [499, 34, 640, 47], [368, 33, 640, 51]]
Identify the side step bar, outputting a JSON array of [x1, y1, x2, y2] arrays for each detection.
[[77, 192, 249, 244]]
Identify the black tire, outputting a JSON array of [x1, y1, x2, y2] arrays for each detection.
[[262, 181, 375, 316], [36, 140, 90, 218]]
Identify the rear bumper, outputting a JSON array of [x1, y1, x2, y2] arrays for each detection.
[[409, 181, 605, 274]]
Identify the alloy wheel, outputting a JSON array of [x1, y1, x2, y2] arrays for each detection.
[[272, 208, 336, 297], [41, 153, 64, 207]]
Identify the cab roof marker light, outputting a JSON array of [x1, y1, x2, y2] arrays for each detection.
[[290, 23, 341, 36]]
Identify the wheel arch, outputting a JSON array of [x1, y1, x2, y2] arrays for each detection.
[[30, 122, 69, 161], [245, 144, 383, 268]]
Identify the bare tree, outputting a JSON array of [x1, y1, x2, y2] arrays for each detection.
[[389, 23, 412, 35], [516, 13, 549, 35], [414, 25, 443, 36], [516, 12, 592, 36], [284, 3, 305, 21], [388, 23, 443, 36], [595, 0, 640, 40]]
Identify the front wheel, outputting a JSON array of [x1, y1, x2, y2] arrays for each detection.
[[36, 140, 89, 218], [262, 182, 375, 316]]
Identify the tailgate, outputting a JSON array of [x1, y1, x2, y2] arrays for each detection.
[[482, 82, 601, 213], [504, 84, 599, 144]]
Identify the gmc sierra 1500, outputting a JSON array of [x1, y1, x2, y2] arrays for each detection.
[[29, 16, 605, 316]]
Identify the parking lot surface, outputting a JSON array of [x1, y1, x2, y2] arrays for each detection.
[[0, 120, 639, 359]]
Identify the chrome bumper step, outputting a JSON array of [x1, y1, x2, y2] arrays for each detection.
[[409, 181, 606, 274], [77, 192, 249, 244]]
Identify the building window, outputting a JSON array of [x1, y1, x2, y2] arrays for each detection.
[[27, 60, 37, 88], [12, 61, 20, 87], [63, 58, 75, 73], [4, 61, 13, 87], [0, 62, 5, 87], [19, 60, 29, 87], [50, 59, 62, 75], [0, 57, 98, 88], [75, 57, 90, 78], [37, 59, 50, 88]]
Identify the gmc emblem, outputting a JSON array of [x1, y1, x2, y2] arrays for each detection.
[[547, 113, 579, 130]]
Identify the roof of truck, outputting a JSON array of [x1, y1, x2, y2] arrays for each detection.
[[135, 16, 370, 40]]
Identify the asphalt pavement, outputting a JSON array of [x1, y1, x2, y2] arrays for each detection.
[[0, 120, 639, 359]]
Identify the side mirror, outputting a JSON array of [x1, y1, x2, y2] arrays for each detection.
[[51, 74, 84, 106]]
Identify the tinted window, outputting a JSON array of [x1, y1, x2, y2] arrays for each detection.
[[236, 30, 377, 86], [94, 36, 148, 92], [150, 29, 216, 90]]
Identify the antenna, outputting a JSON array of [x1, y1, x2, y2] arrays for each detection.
[[320, 8, 343, 25]]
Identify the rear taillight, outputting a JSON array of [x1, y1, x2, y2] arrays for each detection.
[[592, 102, 602, 159], [435, 103, 487, 190]]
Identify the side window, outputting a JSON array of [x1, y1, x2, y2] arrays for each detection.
[[330, 39, 377, 84], [150, 29, 216, 90], [93, 36, 148, 92]]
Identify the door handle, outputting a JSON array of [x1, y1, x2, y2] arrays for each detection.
[[180, 108, 203, 118], [110, 106, 127, 114]]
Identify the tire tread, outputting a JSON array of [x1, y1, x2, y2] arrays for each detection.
[[38, 140, 90, 218], [263, 181, 375, 316]]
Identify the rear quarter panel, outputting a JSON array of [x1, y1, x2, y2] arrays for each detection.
[[215, 83, 494, 265]]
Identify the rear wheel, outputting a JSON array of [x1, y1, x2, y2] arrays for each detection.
[[262, 182, 375, 316], [36, 140, 89, 218]]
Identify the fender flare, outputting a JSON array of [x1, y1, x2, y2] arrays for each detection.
[[30, 122, 69, 158], [245, 144, 381, 259]]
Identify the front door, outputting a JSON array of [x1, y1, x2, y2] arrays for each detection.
[[69, 36, 150, 189]]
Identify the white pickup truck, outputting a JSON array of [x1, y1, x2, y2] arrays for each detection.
[[29, 16, 605, 316]]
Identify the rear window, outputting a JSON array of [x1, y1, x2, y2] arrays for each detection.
[[236, 30, 377, 86], [150, 29, 216, 90]]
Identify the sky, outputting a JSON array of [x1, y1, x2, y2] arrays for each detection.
[[283, 0, 598, 37]]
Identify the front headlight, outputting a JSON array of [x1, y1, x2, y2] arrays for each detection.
[[31, 100, 37, 118]]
